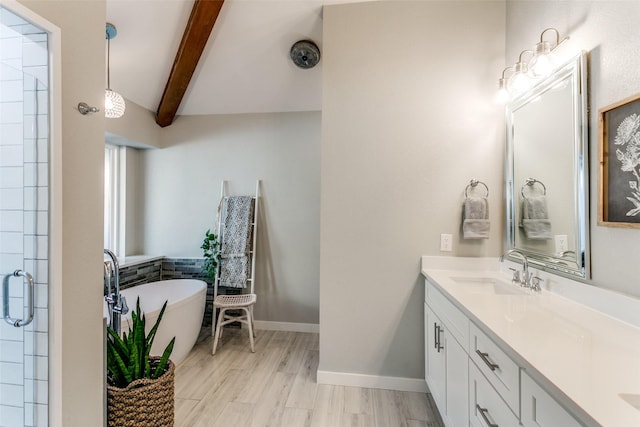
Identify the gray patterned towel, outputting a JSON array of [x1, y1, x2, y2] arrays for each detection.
[[220, 196, 255, 288]]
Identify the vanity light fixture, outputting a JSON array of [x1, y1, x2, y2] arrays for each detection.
[[497, 27, 569, 102], [529, 28, 567, 78], [105, 23, 125, 119], [507, 50, 533, 95], [495, 67, 513, 104]]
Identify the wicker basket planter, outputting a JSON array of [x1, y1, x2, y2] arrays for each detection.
[[106, 358, 175, 427]]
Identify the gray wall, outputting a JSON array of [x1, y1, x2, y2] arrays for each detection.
[[320, 1, 505, 380], [506, 0, 640, 297], [141, 112, 321, 324]]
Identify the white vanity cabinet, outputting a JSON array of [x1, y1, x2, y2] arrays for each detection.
[[469, 323, 520, 414], [425, 303, 445, 409], [424, 278, 583, 427], [424, 304, 468, 427], [469, 361, 520, 427], [521, 372, 582, 427]]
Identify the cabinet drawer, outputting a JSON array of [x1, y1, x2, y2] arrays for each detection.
[[425, 279, 468, 351], [469, 322, 519, 415], [469, 361, 520, 427], [521, 372, 582, 427]]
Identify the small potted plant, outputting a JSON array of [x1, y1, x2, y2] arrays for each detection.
[[106, 298, 176, 427]]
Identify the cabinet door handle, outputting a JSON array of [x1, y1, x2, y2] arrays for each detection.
[[433, 322, 438, 349], [436, 325, 444, 352], [475, 350, 499, 371], [476, 404, 498, 427]]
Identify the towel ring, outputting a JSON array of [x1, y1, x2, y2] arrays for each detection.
[[521, 178, 546, 198], [465, 179, 489, 198]]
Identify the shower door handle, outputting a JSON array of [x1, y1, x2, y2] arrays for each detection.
[[2, 270, 35, 327]]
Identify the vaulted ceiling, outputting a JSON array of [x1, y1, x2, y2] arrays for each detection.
[[106, 0, 367, 121]]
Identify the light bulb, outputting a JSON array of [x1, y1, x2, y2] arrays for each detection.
[[508, 72, 530, 94], [495, 76, 511, 104], [507, 57, 531, 95], [495, 87, 510, 104], [105, 96, 113, 111], [105, 89, 125, 119], [529, 41, 555, 78]]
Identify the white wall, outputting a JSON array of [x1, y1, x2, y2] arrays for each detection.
[[103, 98, 158, 256], [320, 1, 505, 382], [123, 147, 144, 256], [506, 1, 640, 297], [105, 97, 160, 149], [142, 112, 321, 324], [18, 1, 106, 426]]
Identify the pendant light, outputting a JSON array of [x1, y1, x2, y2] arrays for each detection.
[[105, 23, 125, 119]]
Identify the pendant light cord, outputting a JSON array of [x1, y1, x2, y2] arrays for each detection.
[[107, 30, 111, 90]]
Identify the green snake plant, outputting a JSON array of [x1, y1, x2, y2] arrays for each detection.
[[106, 297, 175, 388]]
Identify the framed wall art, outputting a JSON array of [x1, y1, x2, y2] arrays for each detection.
[[599, 93, 640, 228]]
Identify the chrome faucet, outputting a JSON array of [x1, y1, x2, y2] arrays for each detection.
[[104, 249, 128, 335], [500, 249, 531, 288], [559, 250, 575, 258]]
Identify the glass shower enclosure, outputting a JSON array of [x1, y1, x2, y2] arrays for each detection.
[[0, 5, 50, 426]]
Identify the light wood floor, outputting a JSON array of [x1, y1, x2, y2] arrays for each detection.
[[174, 327, 444, 427]]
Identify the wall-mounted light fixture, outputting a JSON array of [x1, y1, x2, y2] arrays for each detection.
[[105, 23, 125, 119], [497, 27, 569, 103], [529, 28, 562, 78], [507, 50, 533, 95], [495, 67, 513, 104]]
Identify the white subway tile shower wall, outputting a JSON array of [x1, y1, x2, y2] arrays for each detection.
[[0, 6, 49, 426]]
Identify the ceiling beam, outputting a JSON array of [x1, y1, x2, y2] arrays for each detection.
[[156, 0, 225, 127]]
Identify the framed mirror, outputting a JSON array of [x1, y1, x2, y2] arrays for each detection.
[[505, 52, 590, 279]]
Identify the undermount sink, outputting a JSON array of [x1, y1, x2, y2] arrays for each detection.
[[449, 276, 528, 296]]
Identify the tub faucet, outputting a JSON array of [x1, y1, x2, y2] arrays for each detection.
[[499, 249, 531, 288], [104, 249, 128, 335]]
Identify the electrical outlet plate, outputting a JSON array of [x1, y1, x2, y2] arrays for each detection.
[[440, 234, 452, 252], [554, 234, 568, 254]]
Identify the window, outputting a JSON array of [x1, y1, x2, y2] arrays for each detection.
[[104, 144, 121, 254]]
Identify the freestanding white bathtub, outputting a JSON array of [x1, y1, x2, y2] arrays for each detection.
[[104, 279, 207, 365]]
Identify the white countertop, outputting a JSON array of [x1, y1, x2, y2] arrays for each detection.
[[421, 256, 640, 427], [117, 255, 164, 268]]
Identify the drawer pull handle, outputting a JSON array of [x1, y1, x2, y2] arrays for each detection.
[[436, 325, 444, 352], [476, 404, 498, 427], [476, 350, 499, 371]]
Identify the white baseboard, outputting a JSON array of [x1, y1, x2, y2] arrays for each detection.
[[317, 370, 428, 393], [254, 320, 319, 333]]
